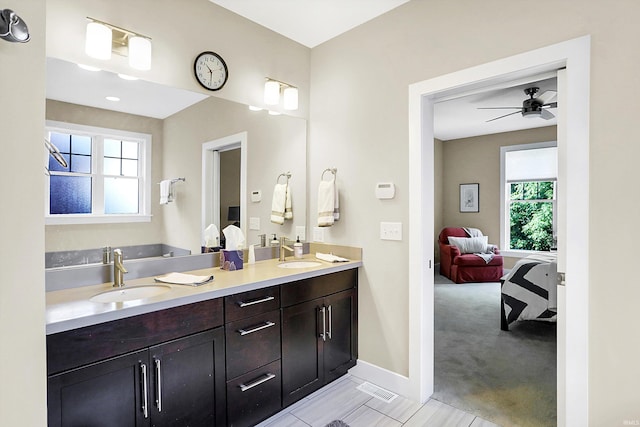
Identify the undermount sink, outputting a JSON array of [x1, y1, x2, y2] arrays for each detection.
[[90, 285, 172, 303], [277, 261, 322, 269]]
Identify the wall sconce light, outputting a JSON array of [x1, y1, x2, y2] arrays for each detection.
[[85, 18, 152, 70], [264, 78, 299, 110]]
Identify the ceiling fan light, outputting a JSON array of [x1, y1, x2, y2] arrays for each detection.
[[128, 36, 152, 70], [85, 21, 112, 60]]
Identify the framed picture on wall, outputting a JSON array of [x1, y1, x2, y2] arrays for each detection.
[[459, 183, 479, 213]]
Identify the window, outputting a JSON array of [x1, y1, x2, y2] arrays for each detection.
[[500, 142, 557, 253], [45, 121, 152, 225]]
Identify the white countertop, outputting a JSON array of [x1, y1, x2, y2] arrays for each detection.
[[46, 256, 362, 335]]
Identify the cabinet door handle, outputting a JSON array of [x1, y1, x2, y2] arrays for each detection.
[[238, 321, 276, 336], [239, 373, 276, 392], [140, 363, 149, 419], [319, 306, 326, 341], [155, 358, 162, 413], [327, 304, 332, 340], [238, 296, 275, 307]]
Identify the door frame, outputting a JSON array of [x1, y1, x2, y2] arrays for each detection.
[[408, 36, 590, 425]]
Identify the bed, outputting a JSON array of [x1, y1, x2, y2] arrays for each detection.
[[500, 253, 557, 331]]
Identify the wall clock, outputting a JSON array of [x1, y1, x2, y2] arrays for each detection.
[[194, 51, 228, 91]]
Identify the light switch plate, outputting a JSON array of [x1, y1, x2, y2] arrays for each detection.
[[380, 222, 402, 241], [296, 226, 306, 241], [313, 227, 325, 242], [249, 217, 260, 230]]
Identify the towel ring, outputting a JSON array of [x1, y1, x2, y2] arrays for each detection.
[[277, 172, 291, 184], [321, 167, 337, 181]]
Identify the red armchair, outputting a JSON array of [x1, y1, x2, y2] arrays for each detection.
[[438, 227, 504, 283]]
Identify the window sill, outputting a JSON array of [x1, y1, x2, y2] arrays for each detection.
[[500, 249, 556, 258], [46, 214, 152, 225]]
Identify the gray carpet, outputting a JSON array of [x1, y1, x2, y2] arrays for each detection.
[[433, 273, 556, 427]]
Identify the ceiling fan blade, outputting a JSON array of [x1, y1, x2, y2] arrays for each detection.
[[486, 110, 522, 122], [477, 106, 521, 110], [537, 90, 557, 104], [540, 109, 555, 120], [542, 102, 557, 109]]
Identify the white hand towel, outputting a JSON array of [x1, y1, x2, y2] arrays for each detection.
[[317, 178, 335, 227], [271, 183, 287, 224], [160, 180, 171, 204], [284, 183, 293, 220], [333, 181, 340, 221]]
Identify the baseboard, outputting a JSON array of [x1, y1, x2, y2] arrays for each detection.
[[349, 359, 412, 399]]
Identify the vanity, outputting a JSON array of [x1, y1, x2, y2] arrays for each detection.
[[46, 255, 361, 427]]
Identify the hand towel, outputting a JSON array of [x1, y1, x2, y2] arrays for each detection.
[[317, 178, 335, 227], [154, 272, 213, 286], [315, 252, 349, 263], [160, 180, 171, 204], [284, 183, 293, 220], [271, 183, 287, 224], [333, 182, 340, 221]]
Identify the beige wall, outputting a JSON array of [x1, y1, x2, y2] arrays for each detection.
[[310, 1, 640, 424], [441, 126, 557, 269], [0, 1, 47, 425], [45, 100, 165, 251], [220, 149, 241, 229]]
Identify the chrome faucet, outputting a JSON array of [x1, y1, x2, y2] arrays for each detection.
[[113, 249, 128, 287], [279, 237, 294, 262]]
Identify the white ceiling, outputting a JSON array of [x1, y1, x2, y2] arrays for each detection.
[[209, 0, 411, 48], [46, 1, 558, 140]]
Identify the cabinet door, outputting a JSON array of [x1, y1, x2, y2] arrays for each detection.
[[149, 328, 226, 427], [281, 298, 324, 407], [48, 349, 150, 427], [324, 289, 358, 383]]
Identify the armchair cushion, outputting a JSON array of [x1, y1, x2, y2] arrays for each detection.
[[447, 235, 488, 254]]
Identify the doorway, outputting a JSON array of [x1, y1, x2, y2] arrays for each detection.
[[408, 37, 590, 426]]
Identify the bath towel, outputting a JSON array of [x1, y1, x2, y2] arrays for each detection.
[[318, 178, 336, 227], [284, 183, 293, 220], [160, 180, 171, 204], [271, 183, 287, 224]]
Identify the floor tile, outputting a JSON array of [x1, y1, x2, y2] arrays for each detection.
[[291, 378, 372, 427], [365, 394, 423, 423], [261, 413, 310, 427], [342, 405, 402, 427], [403, 399, 476, 427], [470, 416, 502, 427]]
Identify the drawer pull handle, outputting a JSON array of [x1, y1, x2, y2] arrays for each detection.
[[140, 363, 149, 419], [238, 321, 276, 336], [319, 306, 326, 342], [239, 373, 276, 392], [155, 358, 162, 412], [238, 296, 275, 307]]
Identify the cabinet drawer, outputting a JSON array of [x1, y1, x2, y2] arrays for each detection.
[[225, 286, 280, 322], [281, 269, 357, 307], [226, 360, 282, 427], [225, 310, 281, 379]]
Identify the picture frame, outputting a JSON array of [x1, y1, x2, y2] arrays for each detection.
[[459, 183, 479, 213]]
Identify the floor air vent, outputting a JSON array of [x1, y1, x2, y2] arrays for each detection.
[[356, 382, 398, 403]]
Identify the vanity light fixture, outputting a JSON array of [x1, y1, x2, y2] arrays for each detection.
[[85, 17, 152, 71], [117, 73, 138, 81], [78, 64, 101, 72], [264, 78, 299, 110], [105, 96, 120, 102], [249, 105, 263, 111]]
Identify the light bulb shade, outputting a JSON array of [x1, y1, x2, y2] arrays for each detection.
[[264, 80, 280, 105], [128, 36, 152, 70], [283, 87, 298, 110], [85, 22, 112, 60]]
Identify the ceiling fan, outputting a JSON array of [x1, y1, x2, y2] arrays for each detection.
[[479, 87, 557, 122]]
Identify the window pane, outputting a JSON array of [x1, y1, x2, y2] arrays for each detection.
[[50, 132, 70, 153], [50, 176, 92, 214], [72, 135, 92, 155], [104, 157, 120, 176], [104, 177, 139, 214], [509, 201, 554, 251], [122, 141, 138, 159], [104, 139, 121, 157], [71, 154, 91, 173], [121, 159, 138, 177], [48, 153, 70, 173]]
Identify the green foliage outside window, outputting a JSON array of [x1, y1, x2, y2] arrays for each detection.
[[509, 181, 555, 251]]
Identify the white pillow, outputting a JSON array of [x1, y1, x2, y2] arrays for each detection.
[[448, 236, 488, 254]]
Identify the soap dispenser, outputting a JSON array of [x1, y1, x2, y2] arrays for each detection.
[[270, 234, 279, 247], [294, 236, 303, 259]]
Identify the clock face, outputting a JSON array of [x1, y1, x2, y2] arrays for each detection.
[[194, 51, 228, 91]]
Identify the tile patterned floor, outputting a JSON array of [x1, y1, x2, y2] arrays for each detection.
[[256, 375, 500, 427]]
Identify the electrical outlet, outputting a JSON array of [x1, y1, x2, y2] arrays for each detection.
[[295, 226, 306, 241], [313, 227, 325, 242], [249, 217, 260, 230], [380, 222, 402, 241]]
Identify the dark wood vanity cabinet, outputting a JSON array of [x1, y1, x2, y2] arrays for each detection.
[[281, 269, 358, 407]]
